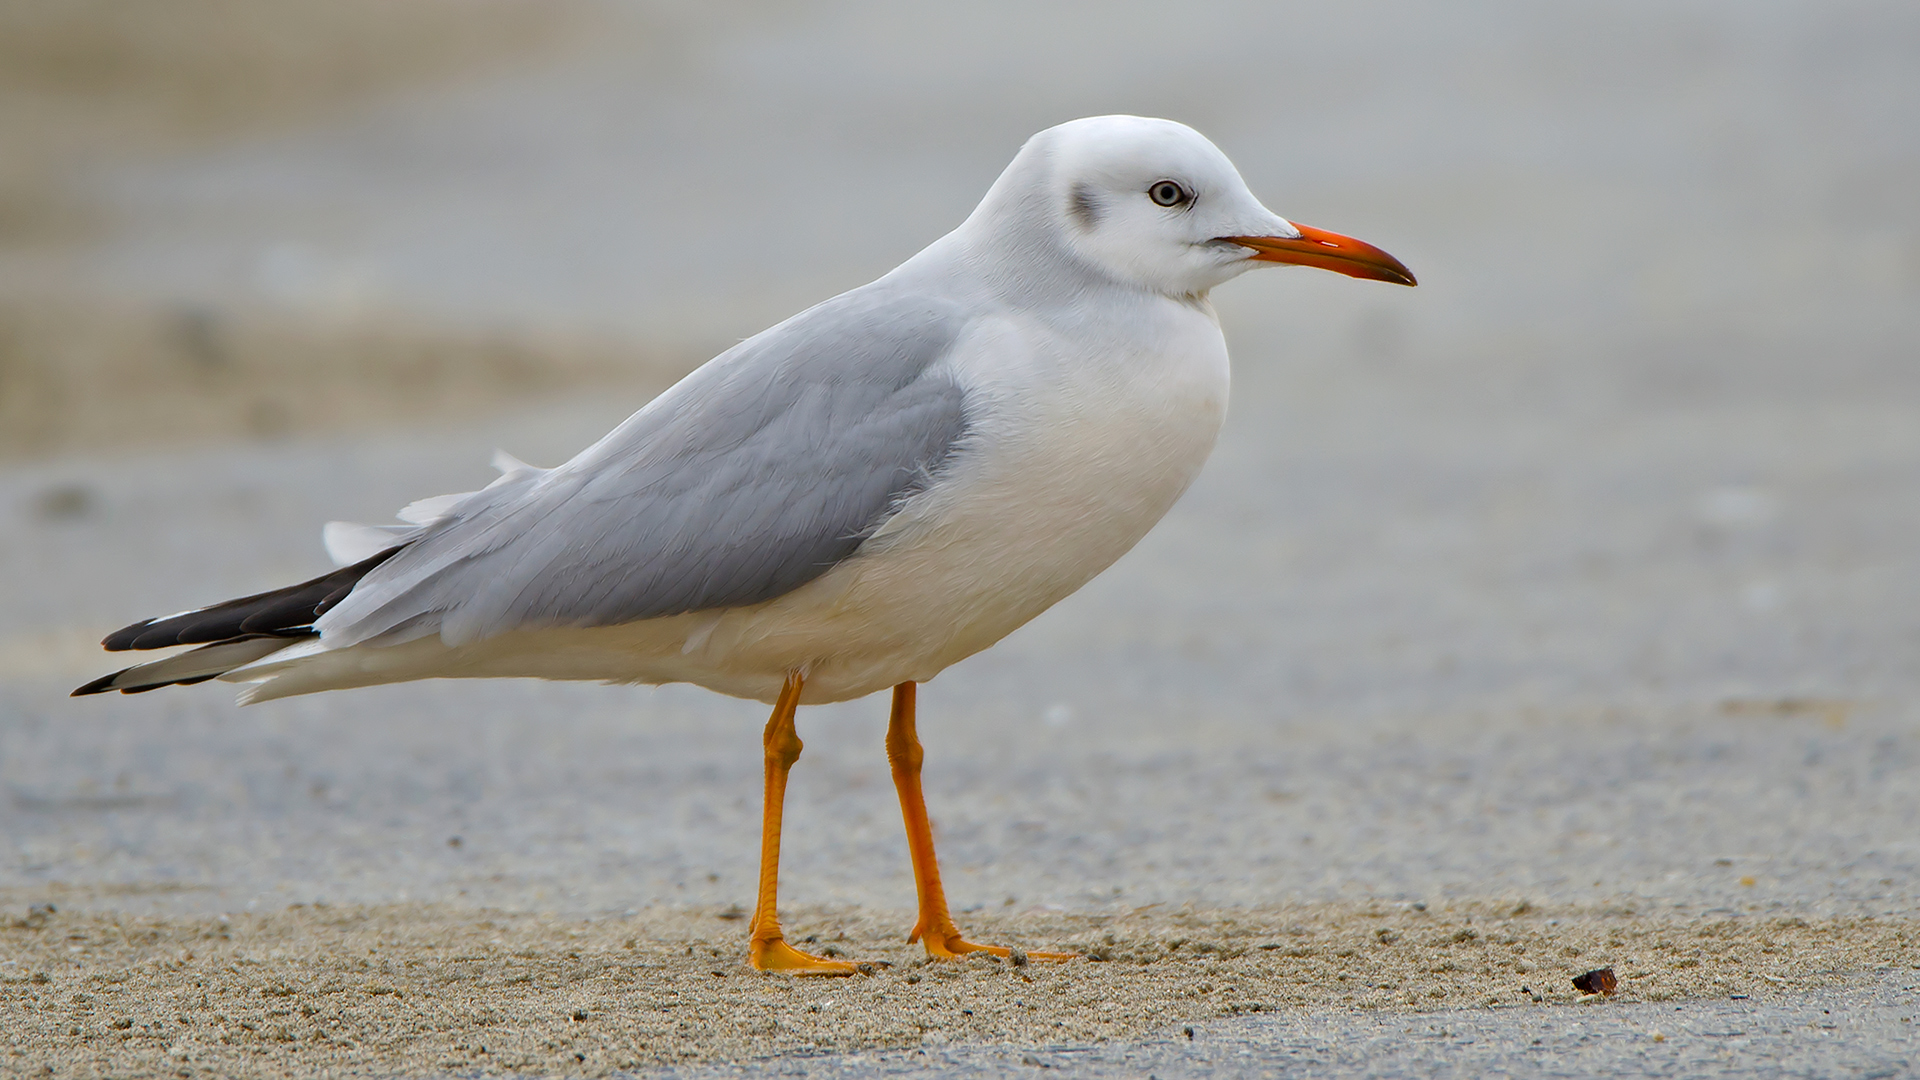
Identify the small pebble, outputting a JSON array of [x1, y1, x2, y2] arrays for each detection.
[[1572, 967, 1618, 996]]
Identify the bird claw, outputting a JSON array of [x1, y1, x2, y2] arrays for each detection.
[[917, 928, 1077, 963], [749, 936, 876, 976]]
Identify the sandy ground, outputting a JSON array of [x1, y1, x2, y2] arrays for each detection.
[[3, 2, 1919, 1076], [5, 899, 1914, 1077]]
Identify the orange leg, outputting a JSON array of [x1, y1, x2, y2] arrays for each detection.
[[746, 671, 864, 975], [886, 682, 1076, 962]]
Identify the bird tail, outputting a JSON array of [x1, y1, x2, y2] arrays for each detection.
[[71, 547, 404, 697], [71, 635, 303, 696]]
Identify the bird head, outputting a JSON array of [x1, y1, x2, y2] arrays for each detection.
[[974, 115, 1415, 298]]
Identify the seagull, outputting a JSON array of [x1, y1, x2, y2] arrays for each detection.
[[76, 115, 1414, 974]]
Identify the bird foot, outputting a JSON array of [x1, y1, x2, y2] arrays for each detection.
[[749, 935, 876, 976], [916, 926, 1077, 963]]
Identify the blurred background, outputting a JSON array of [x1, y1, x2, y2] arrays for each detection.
[[2, 1, 1917, 918]]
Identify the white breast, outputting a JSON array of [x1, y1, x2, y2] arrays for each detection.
[[680, 293, 1233, 701]]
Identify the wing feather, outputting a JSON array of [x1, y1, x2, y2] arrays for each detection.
[[317, 284, 971, 649]]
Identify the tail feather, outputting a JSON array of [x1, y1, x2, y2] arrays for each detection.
[[72, 635, 301, 697], [78, 544, 409, 697]]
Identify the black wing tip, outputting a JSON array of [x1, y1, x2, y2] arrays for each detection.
[[101, 621, 155, 652], [72, 663, 251, 698], [95, 546, 404, 655], [71, 669, 131, 697], [71, 667, 190, 696]]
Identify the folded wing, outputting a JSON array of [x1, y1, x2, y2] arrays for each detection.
[[316, 284, 972, 649]]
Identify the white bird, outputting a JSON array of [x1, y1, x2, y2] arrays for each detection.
[[77, 115, 1414, 974]]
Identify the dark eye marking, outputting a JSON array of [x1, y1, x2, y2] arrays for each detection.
[[1068, 182, 1103, 229], [1149, 180, 1192, 208]]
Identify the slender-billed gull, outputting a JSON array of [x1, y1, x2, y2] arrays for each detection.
[[77, 115, 1414, 973]]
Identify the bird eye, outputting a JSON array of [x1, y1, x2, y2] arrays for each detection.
[[1148, 180, 1191, 208]]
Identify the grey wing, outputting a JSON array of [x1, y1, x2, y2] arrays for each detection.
[[317, 285, 971, 649]]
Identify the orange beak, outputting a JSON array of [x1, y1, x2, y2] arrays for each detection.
[[1218, 223, 1417, 286]]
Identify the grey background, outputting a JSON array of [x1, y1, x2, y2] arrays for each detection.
[[1, 0, 1917, 1072]]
